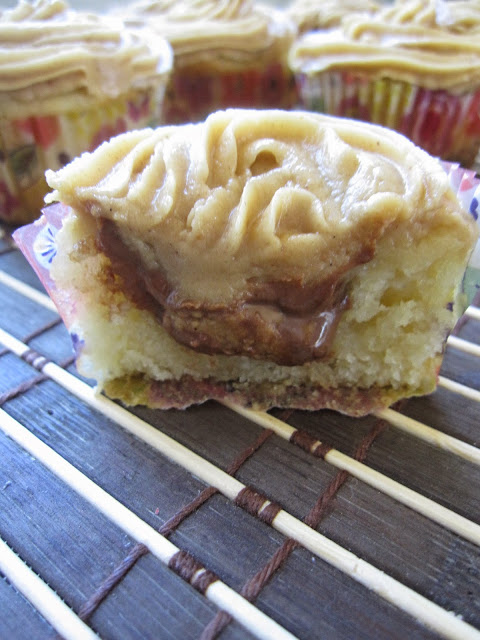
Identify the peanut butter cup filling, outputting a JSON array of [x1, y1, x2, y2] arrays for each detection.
[[97, 217, 372, 365]]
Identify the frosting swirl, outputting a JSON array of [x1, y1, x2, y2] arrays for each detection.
[[287, 0, 380, 34], [289, 0, 480, 92], [381, 0, 480, 32], [45, 109, 473, 305], [117, 0, 295, 70], [0, 0, 172, 116]]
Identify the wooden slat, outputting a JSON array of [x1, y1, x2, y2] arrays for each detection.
[[0, 575, 55, 640], [0, 539, 99, 640], [1, 337, 479, 640], [376, 407, 480, 465], [223, 401, 480, 544], [0, 408, 297, 640], [2, 375, 441, 640]]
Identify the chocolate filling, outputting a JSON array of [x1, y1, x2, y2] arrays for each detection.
[[97, 219, 372, 366]]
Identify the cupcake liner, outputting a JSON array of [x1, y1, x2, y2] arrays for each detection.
[[0, 83, 169, 226], [163, 63, 298, 124], [12, 162, 480, 341], [13, 202, 70, 325], [296, 71, 480, 167], [442, 161, 480, 305]]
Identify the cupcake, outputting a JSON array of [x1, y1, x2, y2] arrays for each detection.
[[289, 0, 480, 167], [117, 0, 297, 124], [287, 0, 380, 34], [0, 0, 172, 225], [13, 110, 478, 415]]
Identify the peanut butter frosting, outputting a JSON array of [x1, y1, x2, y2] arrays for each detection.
[[287, 0, 380, 34], [117, 0, 295, 70], [382, 0, 480, 33], [289, 0, 480, 92], [0, 0, 172, 117], [45, 109, 475, 309]]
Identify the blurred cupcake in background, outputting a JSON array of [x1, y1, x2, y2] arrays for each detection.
[[289, 0, 480, 166], [118, 0, 297, 124], [287, 0, 380, 34], [0, 0, 172, 224]]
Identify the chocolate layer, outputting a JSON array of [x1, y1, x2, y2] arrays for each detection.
[[97, 218, 370, 365], [103, 372, 403, 416]]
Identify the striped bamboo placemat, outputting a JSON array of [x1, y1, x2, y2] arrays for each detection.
[[0, 229, 479, 640]]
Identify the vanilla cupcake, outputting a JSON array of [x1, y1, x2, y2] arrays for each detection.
[[0, 0, 172, 224], [13, 110, 478, 415], [118, 0, 297, 124], [289, 0, 480, 166]]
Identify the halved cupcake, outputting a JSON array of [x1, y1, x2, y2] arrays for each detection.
[[14, 109, 478, 414]]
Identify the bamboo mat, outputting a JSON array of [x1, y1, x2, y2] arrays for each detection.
[[0, 227, 479, 640]]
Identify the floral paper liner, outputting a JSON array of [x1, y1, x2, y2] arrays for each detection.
[[163, 63, 298, 124], [0, 83, 169, 225], [442, 161, 480, 305], [296, 71, 480, 167]]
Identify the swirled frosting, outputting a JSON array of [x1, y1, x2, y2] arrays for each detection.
[[381, 0, 480, 32], [0, 0, 172, 116], [287, 0, 380, 34], [117, 0, 295, 70], [289, 0, 480, 92], [45, 109, 474, 307]]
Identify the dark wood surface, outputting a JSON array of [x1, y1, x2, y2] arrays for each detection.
[[0, 237, 479, 640]]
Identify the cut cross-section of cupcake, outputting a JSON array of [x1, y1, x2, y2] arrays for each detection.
[[14, 109, 478, 415]]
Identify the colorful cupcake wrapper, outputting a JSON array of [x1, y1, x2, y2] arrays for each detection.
[[442, 161, 480, 305], [163, 62, 298, 124], [0, 81, 169, 225], [296, 71, 480, 167]]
